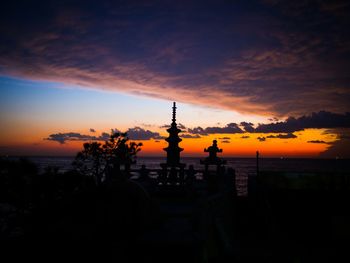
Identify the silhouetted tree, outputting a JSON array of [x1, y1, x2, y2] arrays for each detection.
[[73, 132, 142, 184]]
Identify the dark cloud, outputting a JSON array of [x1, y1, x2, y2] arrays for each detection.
[[189, 123, 243, 135], [159, 124, 171, 129], [100, 132, 110, 141], [255, 111, 350, 133], [257, 137, 266, 142], [140, 123, 156, 128], [319, 128, 350, 158], [219, 136, 231, 143], [160, 123, 186, 130], [46, 127, 163, 144], [125, 127, 163, 140], [240, 122, 255, 133], [211, 0, 350, 115], [177, 123, 187, 130], [307, 140, 328, 144], [1, 1, 349, 115], [45, 132, 108, 144], [186, 111, 350, 137], [320, 140, 350, 158], [180, 134, 201, 139], [90, 128, 95, 133], [241, 135, 250, 139], [322, 141, 350, 158], [187, 127, 208, 136], [268, 117, 280, 122], [266, 133, 297, 139]]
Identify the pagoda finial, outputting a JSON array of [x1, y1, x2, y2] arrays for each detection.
[[162, 101, 184, 167], [172, 101, 176, 123]]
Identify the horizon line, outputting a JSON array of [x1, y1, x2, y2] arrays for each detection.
[[2, 155, 348, 160]]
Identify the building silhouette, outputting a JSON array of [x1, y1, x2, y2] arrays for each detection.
[[162, 102, 185, 168]]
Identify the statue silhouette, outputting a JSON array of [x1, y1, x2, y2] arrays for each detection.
[[204, 140, 222, 163], [201, 140, 226, 172]]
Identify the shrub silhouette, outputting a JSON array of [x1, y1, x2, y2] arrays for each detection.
[[73, 132, 142, 184]]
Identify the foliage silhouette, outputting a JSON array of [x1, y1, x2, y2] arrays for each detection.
[[73, 131, 142, 184]]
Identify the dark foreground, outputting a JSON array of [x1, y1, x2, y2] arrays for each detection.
[[1, 158, 350, 262]]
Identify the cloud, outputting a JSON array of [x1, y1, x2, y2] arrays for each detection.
[[90, 128, 96, 133], [240, 122, 255, 133], [219, 136, 231, 143], [241, 135, 250, 139], [187, 127, 208, 136], [266, 133, 297, 139], [255, 111, 350, 133], [140, 123, 156, 128], [188, 123, 243, 135], [159, 124, 171, 129], [45, 132, 108, 144], [268, 117, 280, 122], [46, 127, 163, 144], [160, 123, 186, 130], [177, 123, 187, 130], [1, 1, 349, 116], [319, 128, 350, 158], [320, 139, 350, 158], [257, 137, 266, 142], [100, 132, 110, 140], [185, 111, 350, 137], [180, 134, 201, 139], [200, 123, 244, 134], [125, 127, 164, 140], [307, 140, 328, 144]]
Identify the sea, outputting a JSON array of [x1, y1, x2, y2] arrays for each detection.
[[5, 156, 350, 196]]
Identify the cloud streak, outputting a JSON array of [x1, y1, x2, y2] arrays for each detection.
[[308, 140, 328, 144], [186, 111, 350, 136], [46, 127, 163, 144], [255, 111, 350, 133], [180, 134, 201, 139], [189, 123, 243, 135], [125, 127, 163, 140], [266, 133, 297, 139], [45, 132, 110, 144]]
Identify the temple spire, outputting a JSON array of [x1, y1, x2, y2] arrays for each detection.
[[162, 102, 184, 167], [172, 102, 176, 123]]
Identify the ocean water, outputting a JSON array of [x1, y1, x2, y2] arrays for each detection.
[[5, 156, 350, 196]]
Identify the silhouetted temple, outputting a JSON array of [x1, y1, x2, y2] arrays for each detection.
[[162, 102, 185, 168]]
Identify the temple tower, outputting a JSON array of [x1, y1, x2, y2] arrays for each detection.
[[163, 102, 184, 167]]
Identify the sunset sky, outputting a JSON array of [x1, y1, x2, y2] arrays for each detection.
[[1, 0, 350, 158]]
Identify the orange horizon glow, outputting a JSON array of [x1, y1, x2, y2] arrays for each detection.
[[0, 128, 336, 158]]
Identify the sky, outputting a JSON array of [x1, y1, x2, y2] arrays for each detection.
[[0, 0, 350, 158]]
